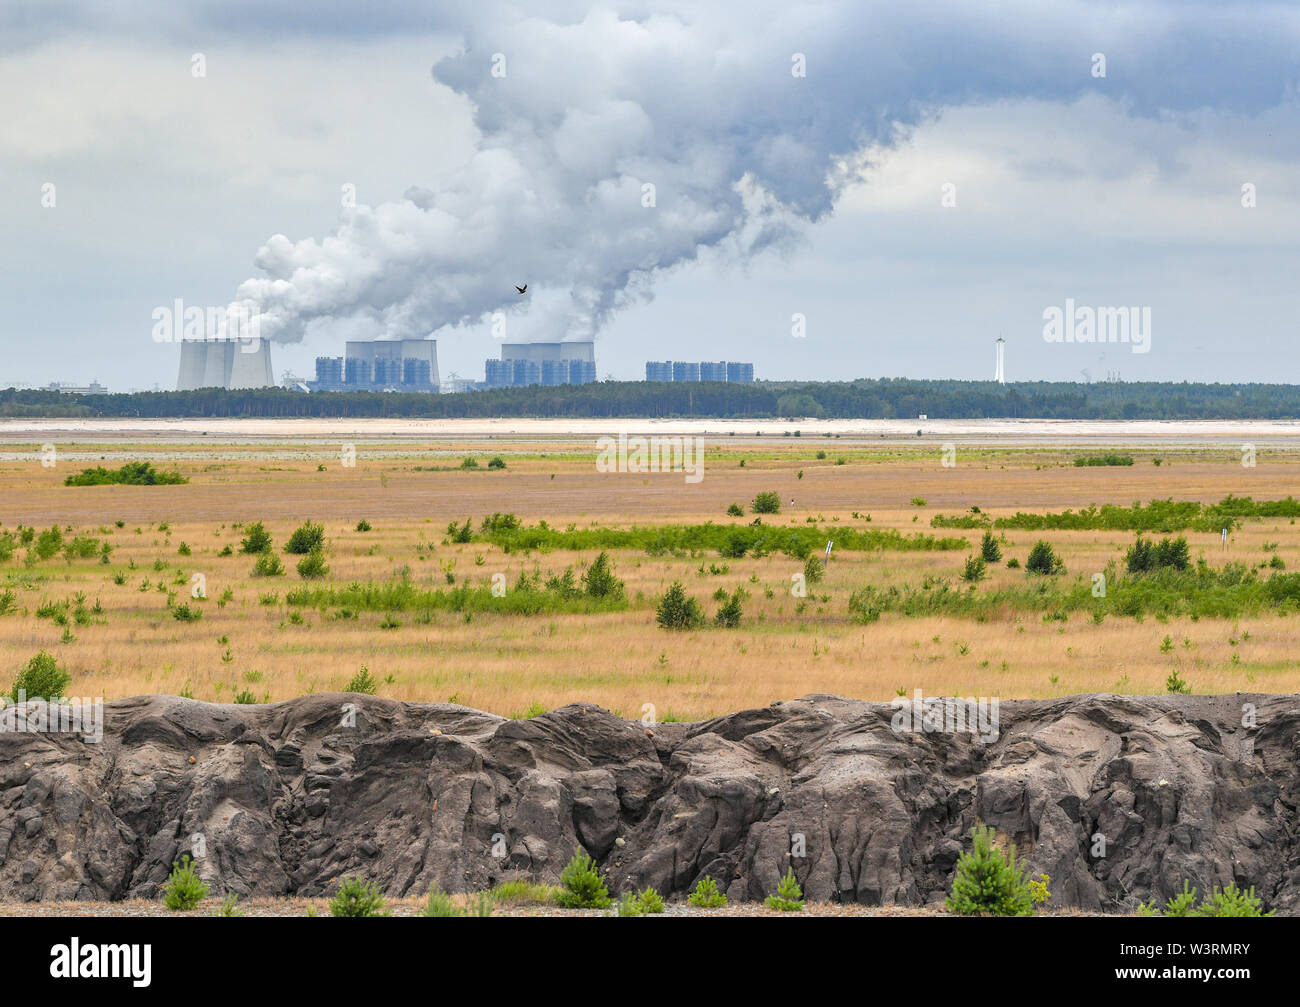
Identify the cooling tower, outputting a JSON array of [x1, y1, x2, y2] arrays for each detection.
[[176, 340, 275, 390]]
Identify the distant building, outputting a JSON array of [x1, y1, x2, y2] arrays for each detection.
[[46, 381, 108, 395], [483, 341, 596, 388], [647, 360, 753, 383], [645, 361, 673, 382], [309, 338, 440, 393], [177, 339, 275, 390]]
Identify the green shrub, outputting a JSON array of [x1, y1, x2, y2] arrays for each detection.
[[714, 587, 745, 628], [161, 854, 209, 911], [64, 461, 187, 486], [1074, 453, 1134, 467], [487, 457, 507, 470], [946, 825, 1046, 916], [1006, 557, 1021, 569], [172, 602, 202, 622], [252, 552, 285, 577], [1126, 536, 1191, 574], [296, 547, 329, 580], [285, 521, 325, 555], [1139, 880, 1273, 917], [764, 867, 805, 912], [345, 665, 378, 695], [726, 503, 744, 517], [656, 581, 705, 631], [804, 554, 825, 584], [1025, 540, 1063, 575], [240, 521, 272, 554], [581, 551, 625, 600], [634, 887, 665, 914], [459, 457, 479, 470], [329, 877, 389, 917], [979, 530, 1002, 563], [962, 554, 986, 582], [554, 851, 611, 909], [615, 892, 645, 917], [687, 877, 728, 908], [489, 880, 559, 905], [422, 885, 463, 917], [33, 526, 64, 560], [214, 892, 244, 917], [9, 650, 71, 701], [355, 519, 372, 532], [751, 491, 781, 514]]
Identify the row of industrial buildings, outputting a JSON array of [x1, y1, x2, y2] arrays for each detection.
[[175, 338, 754, 392]]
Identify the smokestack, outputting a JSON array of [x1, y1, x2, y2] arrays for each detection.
[[994, 337, 1006, 384]]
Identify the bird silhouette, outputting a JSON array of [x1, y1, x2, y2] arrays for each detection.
[[515, 284, 527, 294]]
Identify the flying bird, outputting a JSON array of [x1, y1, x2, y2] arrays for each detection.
[[515, 284, 527, 294]]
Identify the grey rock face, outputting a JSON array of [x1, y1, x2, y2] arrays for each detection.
[[0, 692, 1296, 913]]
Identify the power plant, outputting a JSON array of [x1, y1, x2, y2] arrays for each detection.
[[645, 360, 754, 382], [483, 341, 596, 388], [310, 339, 440, 393], [176, 339, 275, 390]]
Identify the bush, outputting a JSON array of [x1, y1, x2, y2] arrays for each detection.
[[214, 892, 243, 917], [9, 650, 72, 702], [355, 520, 372, 532], [64, 461, 187, 486], [615, 893, 644, 917], [961, 554, 986, 582], [345, 665, 378, 695], [252, 552, 285, 577], [803, 555, 825, 585], [33, 526, 64, 560], [765, 867, 804, 912], [656, 581, 705, 631], [1025, 540, 1063, 575], [1140, 880, 1273, 917], [422, 885, 464, 917], [172, 602, 202, 622], [979, 530, 1002, 563], [633, 887, 665, 914], [847, 585, 883, 624], [554, 851, 611, 909], [329, 877, 389, 917], [726, 503, 744, 517], [487, 457, 507, 470], [459, 457, 479, 470], [687, 877, 728, 908], [240, 521, 272, 554], [946, 825, 1046, 916], [285, 521, 325, 555], [1126, 535, 1191, 574], [751, 491, 781, 514], [1006, 557, 1021, 569], [296, 547, 329, 580], [581, 551, 624, 600], [714, 587, 745, 628], [161, 854, 209, 911]]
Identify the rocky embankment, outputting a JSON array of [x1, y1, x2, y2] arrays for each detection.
[[1, 692, 1297, 912]]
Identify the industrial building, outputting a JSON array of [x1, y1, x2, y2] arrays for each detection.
[[309, 338, 440, 393], [645, 360, 754, 382], [483, 341, 596, 388], [177, 339, 275, 390]]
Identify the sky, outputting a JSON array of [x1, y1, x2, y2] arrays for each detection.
[[2, 0, 1298, 391]]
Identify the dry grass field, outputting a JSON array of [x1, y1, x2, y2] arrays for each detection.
[[1, 429, 1298, 719]]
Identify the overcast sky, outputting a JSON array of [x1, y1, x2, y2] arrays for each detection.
[[3, 1, 1298, 391]]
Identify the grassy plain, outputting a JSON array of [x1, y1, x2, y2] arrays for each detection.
[[1, 433, 1298, 718]]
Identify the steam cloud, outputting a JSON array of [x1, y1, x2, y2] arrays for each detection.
[[228, 1, 1300, 346]]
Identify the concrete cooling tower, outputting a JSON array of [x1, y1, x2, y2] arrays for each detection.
[[176, 340, 275, 390]]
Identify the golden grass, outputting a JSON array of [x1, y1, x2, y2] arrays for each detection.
[[2, 438, 1298, 718]]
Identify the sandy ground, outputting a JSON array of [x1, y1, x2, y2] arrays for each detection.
[[4, 416, 1300, 445]]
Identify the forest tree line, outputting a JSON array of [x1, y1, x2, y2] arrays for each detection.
[[2, 379, 1298, 420]]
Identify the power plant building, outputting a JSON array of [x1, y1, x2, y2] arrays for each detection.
[[646, 360, 753, 382], [483, 341, 596, 388], [176, 339, 275, 390], [310, 339, 440, 392]]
